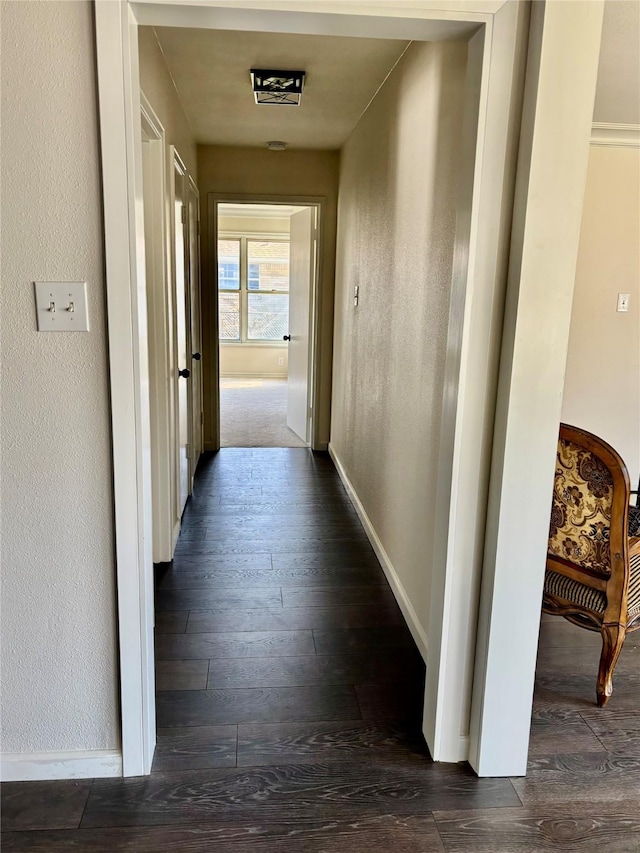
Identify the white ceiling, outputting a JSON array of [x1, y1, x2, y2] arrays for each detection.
[[149, 27, 409, 149], [594, 0, 640, 124]]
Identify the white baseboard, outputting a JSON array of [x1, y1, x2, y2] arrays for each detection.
[[1, 749, 122, 781], [328, 444, 428, 661], [457, 736, 471, 762]]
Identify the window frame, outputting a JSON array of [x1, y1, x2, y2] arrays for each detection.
[[217, 232, 290, 345]]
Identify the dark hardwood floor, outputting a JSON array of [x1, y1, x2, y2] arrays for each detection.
[[3, 448, 640, 851]]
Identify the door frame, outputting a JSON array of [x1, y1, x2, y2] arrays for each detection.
[[95, 0, 603, 778], [141, 93, 175, 564], [210, 193, 323, 450]]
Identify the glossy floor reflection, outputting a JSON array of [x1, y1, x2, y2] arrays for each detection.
[[2, 449, 639, 851]]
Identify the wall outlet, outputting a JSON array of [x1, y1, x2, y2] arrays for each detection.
[[278, 357, 284, 366], [617, 292, 630, 312]]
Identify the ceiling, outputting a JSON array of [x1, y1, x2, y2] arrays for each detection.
[[594, 0, 640, 125], [150, 27, 409, 149]]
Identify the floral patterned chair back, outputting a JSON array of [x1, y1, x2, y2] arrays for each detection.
[[544, 424, 639, 707], [548, 435, 617, 580]]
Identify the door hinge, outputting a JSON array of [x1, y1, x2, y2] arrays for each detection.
[[200, 411, 204, 425], [186, 442, 191, 460], [181, 204, 187, 225], [197, 220, 201, 237]]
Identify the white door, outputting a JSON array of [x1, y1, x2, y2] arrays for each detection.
[[187, 178, 203, 478], [286, 207, 316, 443], [173, 153, 190, 513]]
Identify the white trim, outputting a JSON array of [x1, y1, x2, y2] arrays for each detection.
[[96, 0, 592, 780], [591, 123, 640, 148], [424, 0, 530, 766], [329, 444, 428, 661], [210, 193, 324, 451], [95, 0, 156, 777], [140, 92, 164, 140], [1, 750, 122, 782], [130, 1, 491, 38], [468, 0, 605, 777]]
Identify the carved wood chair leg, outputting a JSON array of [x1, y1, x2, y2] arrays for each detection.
[[596, 623, 626, 707]]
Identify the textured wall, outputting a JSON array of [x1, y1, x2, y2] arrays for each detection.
[[330, 41, 467, 640], [197, 146, 340, 448], [138, 26, 198, 178], [562, 146, 640, 476], [593, 0, 640, 125], [0, 1, 118, 752]]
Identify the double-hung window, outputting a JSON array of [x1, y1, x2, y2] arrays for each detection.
[[218, 237, 290, 342]]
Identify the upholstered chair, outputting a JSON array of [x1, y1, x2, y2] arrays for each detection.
[[544, 423, 640, 706]]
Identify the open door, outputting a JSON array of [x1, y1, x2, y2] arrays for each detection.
[[172, 151, 190, 514], [186, 177, 202, 485], [286, 207, 316, 443]]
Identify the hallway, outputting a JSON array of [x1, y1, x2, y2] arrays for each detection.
[[3, 450, 640, 851]]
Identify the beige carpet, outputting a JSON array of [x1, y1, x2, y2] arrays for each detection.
[[220, 378, 307, 448]]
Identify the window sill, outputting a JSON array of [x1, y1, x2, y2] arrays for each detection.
[[219, 341, 289, 342]]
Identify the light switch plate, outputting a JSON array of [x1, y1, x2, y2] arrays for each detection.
[[34, 282, 89, 331]]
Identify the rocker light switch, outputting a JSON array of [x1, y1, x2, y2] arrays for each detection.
[[34, 282, 89, 331]]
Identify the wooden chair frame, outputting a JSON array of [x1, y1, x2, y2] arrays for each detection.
[[543, 423, 640, 706]]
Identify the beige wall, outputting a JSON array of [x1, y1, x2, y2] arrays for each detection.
[[219, 215, 290, 235], [198, 146, 340, 448], [330, 41, 468, 644], [138, 26, 197, 178], [0, 1, 118, 754], [562, 145, 640, 477], [220, 345, 288, 378]]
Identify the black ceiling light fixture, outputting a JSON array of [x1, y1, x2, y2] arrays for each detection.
[[250, 69, 305, 106]]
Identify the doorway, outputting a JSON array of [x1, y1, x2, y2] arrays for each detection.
[[97, 0, 604, 781], [213, 199, 321, 449]]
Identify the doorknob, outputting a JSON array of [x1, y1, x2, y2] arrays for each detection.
[[178, 368, 191, 379], [191, 352, 201, 361], [283, 335, 291, 341]]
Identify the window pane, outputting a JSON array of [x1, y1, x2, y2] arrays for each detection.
[[247, 293, 288, 340], [219, 292, 240, 340], [218, 239, 240, 290], [248, 263, 260, 291], [247, 241, 289, 291]]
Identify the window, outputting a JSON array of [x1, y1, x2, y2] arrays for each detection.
[[217, 237, 290, 342], [217, 239, 240, 340]]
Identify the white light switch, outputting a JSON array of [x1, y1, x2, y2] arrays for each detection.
[[617, 293, 630, 313], [34, 282, 89, 331]]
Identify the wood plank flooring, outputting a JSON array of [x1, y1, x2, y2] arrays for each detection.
[[2, 448, 640, 851]]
